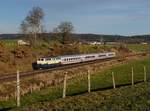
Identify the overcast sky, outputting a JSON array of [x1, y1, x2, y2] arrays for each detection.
[[0, 0, 150, 35]]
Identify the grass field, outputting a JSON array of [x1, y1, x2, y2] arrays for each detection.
[[0, 40, 17, 49], [126, 44, 150, 52], [18, 82, 150, 111], [79, 44, 150, 53], [79, 44, 112, 53], [0, 56, 150, 110], [1, 39, 150, 53]]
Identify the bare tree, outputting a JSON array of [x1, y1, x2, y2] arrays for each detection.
[[20, 20, 28, 34], [55, 21, 74, 44], [20, 6, 44, 45], [50, 21, 80, 55]]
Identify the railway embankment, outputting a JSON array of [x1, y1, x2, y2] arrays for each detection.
[[0, 54, 149, 101]]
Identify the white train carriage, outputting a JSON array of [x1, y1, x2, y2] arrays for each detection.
[[36, 52, 116, 69], [60, 55, 83, 65]]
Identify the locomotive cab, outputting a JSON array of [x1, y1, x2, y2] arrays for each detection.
[[37, 58, 46, 69], [37, 57, 61, 69]]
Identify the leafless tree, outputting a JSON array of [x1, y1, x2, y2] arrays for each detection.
[[20, 20, 28, 34], [55, 21, 74, 44], [50, 21, 80, 55], [20, 6, 44, 45]]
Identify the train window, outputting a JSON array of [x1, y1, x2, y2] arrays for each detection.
[[73, 58, 78, 60], [40, 58, 44, 61], [98, 55, 106, 57], [85, 56, 95, 58], [46, 58, 51, 60], [64, 59, 67, 61], [108, 54, 114, 56], [56, 57, 60, 60], [53, 58, 56, 60], [64, 57, 80, 61]]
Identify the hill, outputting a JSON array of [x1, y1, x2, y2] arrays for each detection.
[[1, 33, 150, 43]]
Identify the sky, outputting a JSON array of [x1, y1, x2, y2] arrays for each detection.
[[0, 0, 150, 35]]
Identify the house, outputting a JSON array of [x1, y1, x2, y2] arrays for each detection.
[[141, 42, 148, 45], [89, 41, 103, 45], [17, 40, 30, 46]]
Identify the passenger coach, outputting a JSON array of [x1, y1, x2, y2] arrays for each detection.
[[36, 52, 116, 69]]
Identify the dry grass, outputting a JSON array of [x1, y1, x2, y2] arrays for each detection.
[[0, 56, 128, 101]]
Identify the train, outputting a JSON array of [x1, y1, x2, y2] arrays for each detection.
[[36, 52, 116, 69]]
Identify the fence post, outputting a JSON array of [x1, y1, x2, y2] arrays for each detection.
[[132, 67, 134, 85], [144, 66, 147, 82], [112, 72, 116, 89], [63, 72, 67, 98], [16, 70, 20, 107], [88, 70, 91, 93]]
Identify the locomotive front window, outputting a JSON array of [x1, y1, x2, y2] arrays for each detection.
[[40, 58, 44, 61]]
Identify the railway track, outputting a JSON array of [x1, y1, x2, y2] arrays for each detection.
[[0, 52, 149, 82]]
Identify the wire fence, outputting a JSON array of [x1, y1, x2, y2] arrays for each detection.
[[0, 65, 150, 110]]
